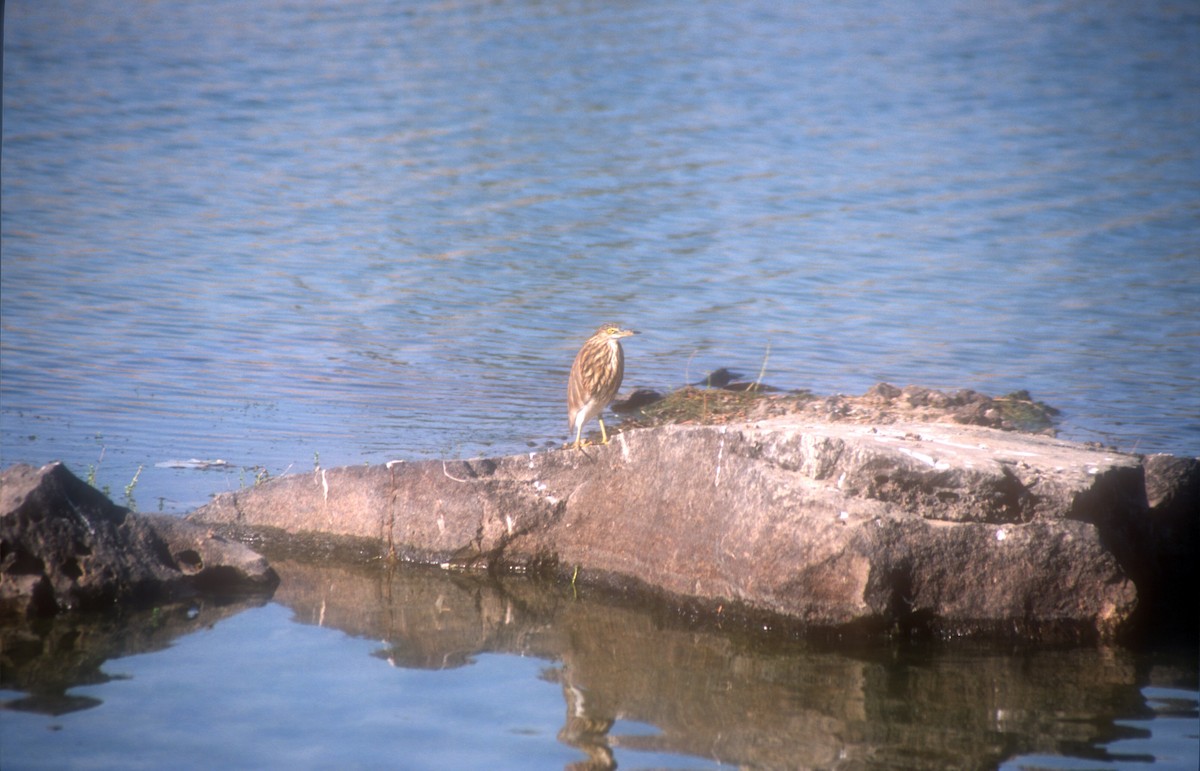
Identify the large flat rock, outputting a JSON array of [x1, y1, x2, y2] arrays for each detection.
[[188, 418, 1197, 642]]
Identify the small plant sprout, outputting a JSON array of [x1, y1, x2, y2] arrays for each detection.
[[753, 341, 771, 391], [86, 444, 106, 487], [124, 465, 143, 510]]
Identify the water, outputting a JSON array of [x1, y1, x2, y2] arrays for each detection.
[[2, 561, 1197, 770], [3, 0, 1199, 512], [2, 0, 1198, 766]]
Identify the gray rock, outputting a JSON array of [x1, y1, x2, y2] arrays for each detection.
[[188, 412, 1197, 642], [1, 462, 278, 619]]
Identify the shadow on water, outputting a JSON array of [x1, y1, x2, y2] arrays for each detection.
[[4, 558, 1196, 769]]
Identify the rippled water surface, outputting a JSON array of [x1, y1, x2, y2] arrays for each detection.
[[4, 0, 1198, 512], [2, 0, 1199, 767]]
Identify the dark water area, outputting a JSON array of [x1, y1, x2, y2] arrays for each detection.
[[2, 562, 1197, 770], [2, 0, 1199, 767]]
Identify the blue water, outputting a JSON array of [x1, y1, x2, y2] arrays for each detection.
[[0, 605, 580, 770], [2, 0, 1199, 767], [3, 0, 1198, 512]]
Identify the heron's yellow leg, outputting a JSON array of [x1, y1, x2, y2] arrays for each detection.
[[599, 418, 609, 445]]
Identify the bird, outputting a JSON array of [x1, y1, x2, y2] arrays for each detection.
[[568, 323, 636, 449]]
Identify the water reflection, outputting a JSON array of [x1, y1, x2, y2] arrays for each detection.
[[3, 559, 1193, 768], [0, 598, 268, 716], [269, 559, 1195, 770]]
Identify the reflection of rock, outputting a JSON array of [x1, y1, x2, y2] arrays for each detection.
[[266, 557, 580, 677], [0, 597, 267, 715], [259, 557, 1194, 770], [269, 559, 551, 671], [1, 462, 278, 619], [191, 396, 1199, 642], [548, 599, 869, 769]]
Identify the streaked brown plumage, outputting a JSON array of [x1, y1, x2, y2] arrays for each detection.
[[568, 324, 636, 449]]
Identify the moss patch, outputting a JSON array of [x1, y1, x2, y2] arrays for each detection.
[[612, 376, 1060, 437]]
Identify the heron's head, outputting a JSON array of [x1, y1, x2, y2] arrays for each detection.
[[594, 324, 636, 341]]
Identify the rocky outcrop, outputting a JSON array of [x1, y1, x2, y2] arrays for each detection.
[[188, 401, 1199, 643], [1, 462, 278, 619]]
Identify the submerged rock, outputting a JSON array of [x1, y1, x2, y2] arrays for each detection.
[[1, 462, 278, 619], [187, 385, 1199, 643]]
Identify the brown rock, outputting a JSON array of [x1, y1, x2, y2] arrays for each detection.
[[1129, 454, 1200, 640], [1, 462, 278, 619], [186, 411, 1197, 642]]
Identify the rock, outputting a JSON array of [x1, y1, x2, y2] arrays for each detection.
[[1, 462, 278, 619], [1131, 454, 1200, 640], [621, 381, 1058, 435], [137, 512, 279, 595], [611, 388, 665, 413], [188, 399, 1197, 642]]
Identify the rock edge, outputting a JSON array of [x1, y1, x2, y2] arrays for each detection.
[[1, 462, 279, 619], [188, 414, 1198, 643]]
